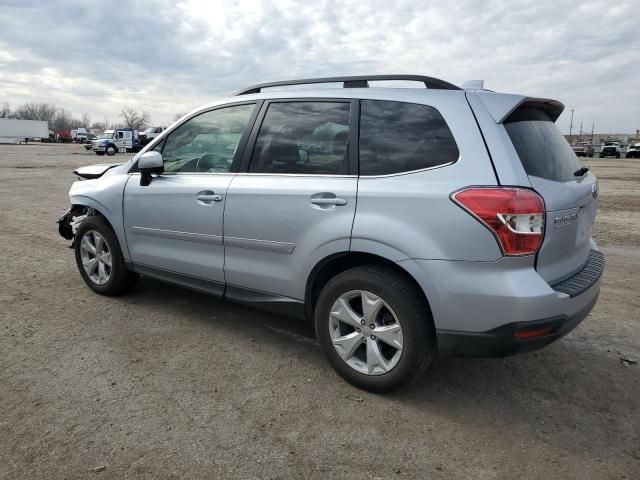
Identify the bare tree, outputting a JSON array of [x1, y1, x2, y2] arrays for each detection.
[[69, 117, 84, 130], [0, 102, 11, 118], [52, 109, 81, 131], [81, 112, 91, 128], [120, 108, 151, 131], [13, 102, 57, 128], [90, 121, 106, 131], [52, 108, 73, 132], [173, 112, 186, 122]]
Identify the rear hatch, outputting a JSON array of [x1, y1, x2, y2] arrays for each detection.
[[503, 106, 597, 284]]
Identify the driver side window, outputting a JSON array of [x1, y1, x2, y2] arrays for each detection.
[[161, 104, 255, 173]]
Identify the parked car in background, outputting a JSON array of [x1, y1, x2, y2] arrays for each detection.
[[71, 128, 87, 142], [600, 142, 621, 158], [58, 75, 603, 392], [626, 143, 640, 158], [75, 132, 96, 144], [572, 141, 593, 157], [138, 127, 166, 146]]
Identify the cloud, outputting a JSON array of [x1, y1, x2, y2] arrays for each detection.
[[0, 0, 638, 132]]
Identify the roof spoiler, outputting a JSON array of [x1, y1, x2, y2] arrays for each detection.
[[474, 91, 565, 123]]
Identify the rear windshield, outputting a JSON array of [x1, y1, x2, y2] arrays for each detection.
[[504, 108, 581, 182]]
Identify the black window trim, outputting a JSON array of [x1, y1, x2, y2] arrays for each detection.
[[128, 100, 262, 174], [237, 98, 359, 177], [356, 98, 460, 178]]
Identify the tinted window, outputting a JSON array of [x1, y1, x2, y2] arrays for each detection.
[[161, 104, 255, 173], [504, 108, 582, 182], [359, 100, 459, 176], [248, 102, 350, 175]]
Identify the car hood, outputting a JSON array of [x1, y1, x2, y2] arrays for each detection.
[[73, 162, 124, 180]]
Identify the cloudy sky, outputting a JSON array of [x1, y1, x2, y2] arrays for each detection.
[[0, 0, 638, 133]]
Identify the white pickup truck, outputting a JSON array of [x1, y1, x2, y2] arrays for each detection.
[[138, 126, 165, 146], [599, 142, 622, 158]]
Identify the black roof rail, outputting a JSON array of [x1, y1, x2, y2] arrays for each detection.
[[234, 75, 461, 95]]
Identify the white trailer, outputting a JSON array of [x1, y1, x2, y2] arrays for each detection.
[[0, 119, 49, 144]]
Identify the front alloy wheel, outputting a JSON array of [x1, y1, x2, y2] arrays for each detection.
[[329, 290, 403, 375], [79, 230, 112, 285], [74, 215, 137, 296]]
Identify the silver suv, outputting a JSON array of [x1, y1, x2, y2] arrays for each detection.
[[58, 75, 604, 392]]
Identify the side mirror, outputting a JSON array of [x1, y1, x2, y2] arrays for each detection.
[[138, 151, 163, 186]]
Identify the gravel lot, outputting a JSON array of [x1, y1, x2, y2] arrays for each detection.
[[1, 144, 639, 479]]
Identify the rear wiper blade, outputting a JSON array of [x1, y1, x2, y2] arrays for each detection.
[[574, 166, 589, 177]]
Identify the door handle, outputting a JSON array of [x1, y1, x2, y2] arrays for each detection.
[[196, 191, 223, 204], [311, 197, 347, 206]]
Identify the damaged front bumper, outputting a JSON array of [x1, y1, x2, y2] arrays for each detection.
[[57, 205, 92, 240]]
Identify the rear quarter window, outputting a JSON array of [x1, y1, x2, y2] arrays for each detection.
[[504, 108, 582, 182], [359, 100, 459, 176]]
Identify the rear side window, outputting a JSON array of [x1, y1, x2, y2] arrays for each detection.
[[359, 100, 459, 176], [248, 102, 350, 175], [504, 108, 581, 182]]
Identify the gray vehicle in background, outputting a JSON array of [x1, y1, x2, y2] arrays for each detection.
[[58, 75, 604, 392]]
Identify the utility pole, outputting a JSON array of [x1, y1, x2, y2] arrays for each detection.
[[591, 123, 594, 145], [569, 109, 574, 144], [579, 121, 583, 142]]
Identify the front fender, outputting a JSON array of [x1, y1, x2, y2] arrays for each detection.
[[68, 174, 130, 260]]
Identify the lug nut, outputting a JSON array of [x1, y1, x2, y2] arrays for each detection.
[[360, 319, 365, 325], [369, 324, 375, 329], [371, 335, 376, 340], [356, 328, 361, 333], [362, 337, 367, 342]]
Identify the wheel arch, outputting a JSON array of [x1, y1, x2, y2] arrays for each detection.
[[67, 195, 130, 261], [305, 251, 434, 327]]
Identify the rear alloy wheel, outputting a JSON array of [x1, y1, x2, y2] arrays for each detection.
[[328, 290, 404, 375], [315, 266, 435, 392]]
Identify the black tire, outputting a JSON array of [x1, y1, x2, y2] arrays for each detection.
[[74, 216, 137, 296], [599, 154, 604, 158], [616, 153, 620, 158], [95, 151, 105, 156], [314, 265, 435, 392], [105, 145, 117, 156]]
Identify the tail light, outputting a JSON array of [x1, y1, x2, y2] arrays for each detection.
[[452, 187, 545, 256]]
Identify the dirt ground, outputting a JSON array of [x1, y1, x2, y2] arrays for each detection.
[[0, 143, 638, 479]]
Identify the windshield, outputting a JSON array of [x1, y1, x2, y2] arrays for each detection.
[[102, 132, 114, 139], [504, 108, 582, 182], [144, 128, 155, 134]]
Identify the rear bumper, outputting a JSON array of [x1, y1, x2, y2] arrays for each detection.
[[400, 243, 604, 358], [436, 292, 598, 357]]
